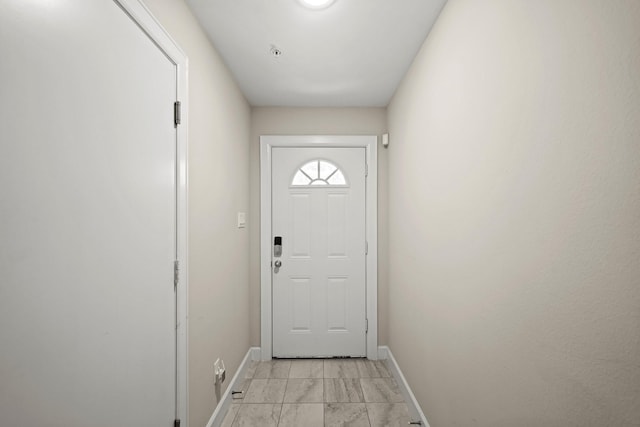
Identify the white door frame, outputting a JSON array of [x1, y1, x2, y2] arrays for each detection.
[[115, 1, 189, 424], [260, 135, 378, 361]]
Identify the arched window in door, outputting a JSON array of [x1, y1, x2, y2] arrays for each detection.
[[291, 159, 347, 187]]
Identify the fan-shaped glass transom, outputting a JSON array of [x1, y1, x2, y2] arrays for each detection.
[[291, 160, 347, 187]]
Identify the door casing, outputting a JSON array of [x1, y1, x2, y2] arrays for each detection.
[[260, 135, 378, 361]]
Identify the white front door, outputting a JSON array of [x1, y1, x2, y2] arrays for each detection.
[[272, 147, 367, 357], [0, 1, 177, 426]]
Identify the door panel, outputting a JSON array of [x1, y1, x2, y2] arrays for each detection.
[[292, 278, 312, 331], [292, 194, 311, 257], [327, 277, 348, 331], [0, 1, 177, 426], [327, 193, 348, 256], [272, 148, 366, 357]]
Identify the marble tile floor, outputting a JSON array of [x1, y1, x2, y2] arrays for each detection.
[[221, 359, 412, 427]]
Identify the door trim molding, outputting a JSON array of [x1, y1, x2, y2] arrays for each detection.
[[115, 1, 189, 425], [260, 135, 378, 361]]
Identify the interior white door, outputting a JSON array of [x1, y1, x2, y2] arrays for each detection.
[[272, 147, 366, 357], [0, 1, 177, 426]]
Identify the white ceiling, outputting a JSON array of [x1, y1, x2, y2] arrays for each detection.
[[185, 0, 447, 107]]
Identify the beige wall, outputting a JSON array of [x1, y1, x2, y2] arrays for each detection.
[[141, 1, 251, 426], [387, 1, 640, 426], [249, 107, 389, 347]]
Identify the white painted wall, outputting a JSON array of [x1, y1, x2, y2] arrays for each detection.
[[387, 1, 640, 426], [249, 108, 389, 347], [141, 2, 251, 426]]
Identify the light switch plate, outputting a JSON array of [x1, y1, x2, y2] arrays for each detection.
[[237, 212, 246, 228]]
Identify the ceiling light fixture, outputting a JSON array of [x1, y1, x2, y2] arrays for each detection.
[[298, 0, 336, 10]]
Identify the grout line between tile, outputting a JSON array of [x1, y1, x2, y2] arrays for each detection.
[[364, 402, 373, 427], [227, 404, 239, 427], [276, 401, 284, 427]]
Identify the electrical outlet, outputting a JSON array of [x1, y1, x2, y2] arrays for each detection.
[[214, 358, 226, 385]]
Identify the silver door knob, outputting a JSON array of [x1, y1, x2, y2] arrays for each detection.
[[274, 260, 282, 268]]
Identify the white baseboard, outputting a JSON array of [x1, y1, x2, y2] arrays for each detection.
[[205, 347, 260, 427], [378, 346, 431, 427]]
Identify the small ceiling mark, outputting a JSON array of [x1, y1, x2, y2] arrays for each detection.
[[270, 45, 283, 58]]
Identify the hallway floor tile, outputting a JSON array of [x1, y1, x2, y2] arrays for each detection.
[[221, 358, 410, 426]]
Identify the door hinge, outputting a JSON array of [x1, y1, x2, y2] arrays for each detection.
[[174, 419, 181, 427], [365, 241, 369, 255], [174, 101, 181, 127], [365, 318, 369, 334], [174, 260, 179, 288], [365, 163, 368, 177]]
